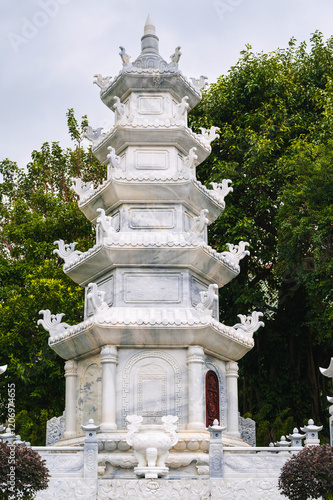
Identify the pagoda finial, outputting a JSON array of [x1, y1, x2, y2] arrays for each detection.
[[144, 14, 156, 36], [140, 14, 159, 56]]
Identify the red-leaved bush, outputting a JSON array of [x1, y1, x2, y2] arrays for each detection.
[[0, 442, 49, 499], [278, 445, 333, 500]]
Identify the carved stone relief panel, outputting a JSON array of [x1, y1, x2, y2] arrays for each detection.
[[123, 271, 183, 304], [77, 360, 101, 432], [183, 211, 193, 232], [136, 94, 165, 115], [122, 350, 182, 428], [135, 149, 169, 170], [122, 145, 179, 174], [129, 208, 175, 230]]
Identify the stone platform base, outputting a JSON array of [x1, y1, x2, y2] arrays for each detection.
[[35, 477, 285, 499]]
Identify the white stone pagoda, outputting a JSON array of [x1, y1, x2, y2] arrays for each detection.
[[40, 15, 264, 478]]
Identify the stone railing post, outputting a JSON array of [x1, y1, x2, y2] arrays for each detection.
[[63, 360, 78, 439], [226, 361, 240, 437], [187, 346, 206, 430], [100, 345, 118, 431], [208, 419, 226, 478], [300, 419, 323, 446], [82, 419, 100, 478]]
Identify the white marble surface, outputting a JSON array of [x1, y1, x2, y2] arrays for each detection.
[[34, 477, 288, 499]]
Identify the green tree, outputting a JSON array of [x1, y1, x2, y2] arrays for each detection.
[[189, 31, 333, 443], [0, 112, 104, 444]]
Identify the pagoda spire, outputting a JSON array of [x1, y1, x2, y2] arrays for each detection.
[[144, 14, 156, 36], [141, 13, 159, 54]]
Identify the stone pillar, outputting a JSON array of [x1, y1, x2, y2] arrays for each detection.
[[82, 419, 100, 479], [226, 361, 240, 437], [187, 346, 206, 430], [63, 360, 78, 439], [100, 345, 118, 431], [208, 419, 226, 478]]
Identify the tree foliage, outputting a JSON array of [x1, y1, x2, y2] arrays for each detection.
[[0, 442, 49, 499], [190, 31, 333, 442], [0, 111, 105, 444], [278, 445, 333, 500]]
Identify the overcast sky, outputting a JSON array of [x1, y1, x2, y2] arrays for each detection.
[[1, 0, 333, 168]]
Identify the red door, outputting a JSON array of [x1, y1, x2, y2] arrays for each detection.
[[205, 370, 220, 427]]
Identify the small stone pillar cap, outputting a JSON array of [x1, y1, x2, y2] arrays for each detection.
[[287, 428, 306, 445], [300, 419, 323, 433], [208, 419, 227, 438], [276, 435, 291, 447], [81, 419, 100, 436]]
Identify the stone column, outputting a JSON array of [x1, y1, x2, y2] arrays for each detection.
[[100, 345, 118, 431], [63, 359, 78, 439], [187, 346, 206, 430], [226, 361, 240, 437]]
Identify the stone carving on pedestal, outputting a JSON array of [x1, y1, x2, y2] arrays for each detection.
[[239, 415, 256, 447], [126, 414, 178, 478], [46, 412, 65, 446]]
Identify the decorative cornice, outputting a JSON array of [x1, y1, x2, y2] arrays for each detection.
[[62, 236, 240, 275], [48, 307, 255, 350]]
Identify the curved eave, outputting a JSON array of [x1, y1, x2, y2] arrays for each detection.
[[78, 177, 224, 223], [48, 316, 254, 361], [100, 71, 201, 111], [320, 357, 333, 378], [92, 126, 210, 165], [63, 243, 239, 287]]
